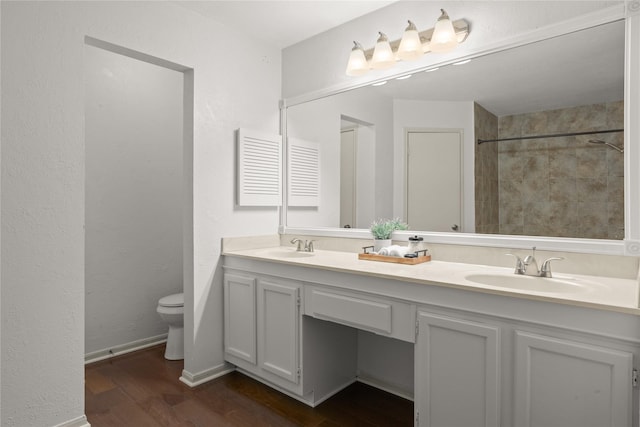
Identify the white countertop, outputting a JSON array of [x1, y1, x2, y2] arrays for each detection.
[[223, 246, 640, 315]]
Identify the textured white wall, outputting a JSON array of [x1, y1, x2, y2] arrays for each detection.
[[84, 46, 184, 355], [357, 330, 414, 397], [1, 2, 280, 425], [0, 2, 3, 422]]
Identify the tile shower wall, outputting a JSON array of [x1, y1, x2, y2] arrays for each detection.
[[474, 103, 499, 234], [485, 101, 624, 239]]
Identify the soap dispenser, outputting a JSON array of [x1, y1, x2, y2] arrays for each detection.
[[408, 235, 424, 254]]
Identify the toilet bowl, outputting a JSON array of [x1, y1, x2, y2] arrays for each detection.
[[157, 292, 184, 360]]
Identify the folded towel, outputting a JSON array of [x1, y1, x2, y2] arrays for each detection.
[[377, 245, 408, 257], [377, 247, 391, 256], [389, 245, 409, 257]]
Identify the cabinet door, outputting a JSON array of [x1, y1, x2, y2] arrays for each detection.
[[514, 331, 632, 427], [415, 311, 500, 427], [223, 274, 256, 364], [257, 279, 300, 384]]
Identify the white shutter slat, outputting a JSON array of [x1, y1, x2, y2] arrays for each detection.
[[288, 138, 320, 207], [237, 128, 282, 206]]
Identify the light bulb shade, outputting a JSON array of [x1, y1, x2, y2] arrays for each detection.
[[397, 20, 424, 61], [430, 9, 459, 53], [370, 32, 395, 69], [345, 41, 369, 76]]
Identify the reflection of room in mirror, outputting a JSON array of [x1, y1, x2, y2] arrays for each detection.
[[406, 130, 462, 232], [340, 116, 376, 229], [475, 101, 624, 240], [285, 20, 625, 240]]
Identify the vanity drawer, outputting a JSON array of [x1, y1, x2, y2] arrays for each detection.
[[304, 286, 415, 342]]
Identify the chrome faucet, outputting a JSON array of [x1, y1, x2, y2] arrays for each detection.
[[506, 247, 564, 278], [539, 256, 565, 278], [291, 238, 304, 251], [306, 240, 315, 252], [523, 247, 539, 276], [290, 238, 315, 252], [505, 253, 526, 275]]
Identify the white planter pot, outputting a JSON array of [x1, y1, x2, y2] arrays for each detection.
[[373, 239, 392, 252]]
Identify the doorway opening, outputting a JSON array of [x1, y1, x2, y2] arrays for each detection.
[[83, 36, 194, 365], [340, 116, 375, 229]]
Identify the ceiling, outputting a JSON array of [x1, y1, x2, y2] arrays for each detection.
[[172, 1, 396, 49]]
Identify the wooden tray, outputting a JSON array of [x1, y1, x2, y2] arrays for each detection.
[[358, 253, 431, 265]]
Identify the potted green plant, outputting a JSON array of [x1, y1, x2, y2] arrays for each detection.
[[370, 218, 409, 252]]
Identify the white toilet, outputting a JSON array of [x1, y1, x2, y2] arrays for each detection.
[[157, 292, 184, 360]]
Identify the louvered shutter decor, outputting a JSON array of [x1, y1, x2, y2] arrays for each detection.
[[288, 138, 320, 207], [236, 128, 282, 206]]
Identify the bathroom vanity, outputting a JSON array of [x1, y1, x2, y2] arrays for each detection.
[[222, 243, 640, 427]]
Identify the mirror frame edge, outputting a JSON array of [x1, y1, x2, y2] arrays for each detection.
[[281, 5, 640, 256]]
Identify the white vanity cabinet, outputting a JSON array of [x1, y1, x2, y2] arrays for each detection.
[[304, 285, 416, 343], [223, 273, 302, 392], [223, 270, 359, 405], [415, 311, 501, 427], [514, 330, 633, 427], [414, 307, 637, 427], [223, 250, 640, 426], [223, 273, 257, 365], [257, 279, 301, 384]]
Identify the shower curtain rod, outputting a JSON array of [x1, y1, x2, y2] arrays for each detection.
[[476, 128, 624, 145]]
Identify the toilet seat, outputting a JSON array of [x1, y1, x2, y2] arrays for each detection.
[[158, 293, 183, 308], [157, 292, 185, 360]]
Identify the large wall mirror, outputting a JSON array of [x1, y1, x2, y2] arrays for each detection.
[[284, 17, 638, 254]]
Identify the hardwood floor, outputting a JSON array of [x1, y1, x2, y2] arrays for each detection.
[[85, 345, 413, 426]]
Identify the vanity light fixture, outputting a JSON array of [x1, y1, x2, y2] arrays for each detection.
[[371, 32, 395, 69], [345, 41, 369, 76], [397, 20, 423, 61], [345, 9, 469, 76], [430, 9, 459, 53]]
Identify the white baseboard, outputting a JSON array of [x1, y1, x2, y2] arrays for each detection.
[[180, 362, 235, 387], [309, 377, 357, 407], [53, 415, 91, 427], [356, 375, 414, 401], [84, 334, 168, 364]]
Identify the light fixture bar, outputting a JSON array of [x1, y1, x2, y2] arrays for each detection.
[[361, 18, 469, 61]]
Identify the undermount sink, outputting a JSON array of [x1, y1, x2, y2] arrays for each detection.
[[464, 273, 603, 294], [267, 249, 315, 258]]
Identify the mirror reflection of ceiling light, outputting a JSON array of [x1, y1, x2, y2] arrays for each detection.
[[452, 59, 471, 65], [371, 81, 388, 86], [396, 74, 412, 80], [346, 9, 470, 76]]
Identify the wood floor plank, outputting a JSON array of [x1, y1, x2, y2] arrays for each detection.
[[85, 386, 130, 416], [86, 344, 413, 427], [85, 369, 117, 394], [172, 398, 235, 427]]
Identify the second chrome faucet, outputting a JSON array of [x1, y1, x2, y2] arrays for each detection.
[[291, 238, 315, 252], [507, 247, 564, 278]]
